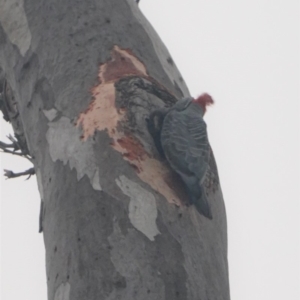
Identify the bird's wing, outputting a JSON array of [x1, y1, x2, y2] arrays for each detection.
[[161, 105, 211, 182]]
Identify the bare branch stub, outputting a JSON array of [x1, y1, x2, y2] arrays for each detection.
[[4, 167, 35, 180]]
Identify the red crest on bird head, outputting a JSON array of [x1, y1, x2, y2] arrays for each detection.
[[192, 93, 214, 114]]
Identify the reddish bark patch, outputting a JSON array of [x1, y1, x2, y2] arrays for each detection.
[[76, 46, 148, 140], [76, 45, 183, 206], [102, 47, 148, 82], [97, 45, 148, 85], [111, 133, 183, 205], [117, 136, 147, 162]]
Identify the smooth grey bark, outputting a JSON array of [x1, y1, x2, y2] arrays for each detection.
[[0, 1, 230, 299]]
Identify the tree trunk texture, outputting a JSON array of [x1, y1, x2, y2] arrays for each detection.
[[0, 1, 230, 299]]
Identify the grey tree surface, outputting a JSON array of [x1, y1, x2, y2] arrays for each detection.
[[0, 1, 230, 299]]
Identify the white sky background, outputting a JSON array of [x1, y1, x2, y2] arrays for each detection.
[[0, 0, 299, 299]]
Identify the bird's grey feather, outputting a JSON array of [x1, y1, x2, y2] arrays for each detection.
[[160, 98, 212, 218]]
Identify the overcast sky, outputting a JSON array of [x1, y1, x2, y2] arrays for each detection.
[[1, 0, 299, 299]]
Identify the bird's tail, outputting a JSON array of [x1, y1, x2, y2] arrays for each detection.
[[191, 189, 212, 220], [181, 174, 213, 219]]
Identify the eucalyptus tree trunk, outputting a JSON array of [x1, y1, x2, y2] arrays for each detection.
[[0, 1, 230, 299]]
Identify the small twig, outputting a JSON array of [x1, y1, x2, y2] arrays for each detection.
[[0, 140, 15, 149], [4, 167, 35, 180], [0, 135, 32, 162], [7, 134, 21, 151], [0, 148, 33, 162]]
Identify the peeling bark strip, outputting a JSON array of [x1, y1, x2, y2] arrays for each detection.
[[0, 0, 31, 56], [76, 45, 183, 206], [45, 116, 102, 189], [116, 175, 160, 241]]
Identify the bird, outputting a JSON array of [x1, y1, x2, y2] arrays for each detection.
[[147, 94, 215, 219]]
